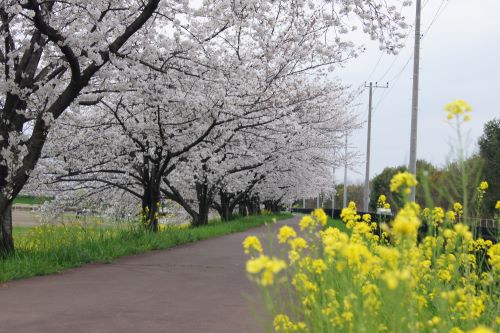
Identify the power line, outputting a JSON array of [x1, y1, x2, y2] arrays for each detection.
[[366, 52, 384, 82], [371, 0, 449, 113]]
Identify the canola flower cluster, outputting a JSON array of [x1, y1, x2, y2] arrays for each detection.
[[390, 171, 418, 195], [377, 194, 391, 210], [477, 181, 489, 202], [445, 99, 473, 122], [244, 185, 499, 333]]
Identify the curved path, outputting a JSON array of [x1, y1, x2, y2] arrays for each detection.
[[0, 216, 300, 333]]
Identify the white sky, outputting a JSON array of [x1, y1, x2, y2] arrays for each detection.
[[334, 0, 500, 184]]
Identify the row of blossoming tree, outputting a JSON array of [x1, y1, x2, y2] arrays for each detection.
[[0, 0, 411, 254]]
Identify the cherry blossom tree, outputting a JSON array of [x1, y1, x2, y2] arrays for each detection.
[[11, 0, 411, 244], [0, 0, 181, 254]]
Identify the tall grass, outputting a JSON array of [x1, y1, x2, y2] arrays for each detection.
[[1, 213, 291, 282]]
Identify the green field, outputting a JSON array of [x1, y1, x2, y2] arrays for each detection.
[[1, 213, 292, 282]]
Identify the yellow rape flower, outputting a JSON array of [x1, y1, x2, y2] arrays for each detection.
[[479, 181, 488, 191], [278, 225, 296, 244], [431, 207, 445, 225], [488, 243, 500, 272], [382, 271, 399, 290], [312, 208, 328, 226], [392, 203, 421, 238], [445, 99, 472, 120], [273, 314, 306, 332], [390, 171, 417, 194], [428, 316, 441, 327], [243, 236, 263, 255], [454, 223, 473, 241], [449, 328, 465, 333], [299, 215, 316, 231], [377, 195, 388, 209], [453, 202, 464, 216], [312, 259, 327, 274], [340, 201, 360, 229], [467, 326, 493, 333], [246, 255, 286, 286], [290, 237, 308, 251]]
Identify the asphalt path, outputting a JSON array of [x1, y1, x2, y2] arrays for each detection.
[[0, 215, 300, 333], [12, 209, 40, 226]]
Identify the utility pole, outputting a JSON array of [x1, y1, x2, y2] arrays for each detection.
[[409, 0, 422, 202], [363, 82, 388, 212], [343, 132, 348, 208]]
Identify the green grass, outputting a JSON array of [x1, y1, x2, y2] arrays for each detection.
[[13, 195, 51, 205], [1, 213, 292, 282], [326, 217, 349, 233]]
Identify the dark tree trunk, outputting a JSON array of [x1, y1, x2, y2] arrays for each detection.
[[239, 204, 247, 216], [264, 199, 282, 213], [192, 182, 212, 227], [246, 196, 261, 215], [141, 178, 161, 232], [219, 190, 233, 221], [0, 202, 14, 256]]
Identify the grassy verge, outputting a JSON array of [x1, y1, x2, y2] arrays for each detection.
[[326, 217, 348, 233], [13, 195, 51, 205], [1, 212, 292, 282]]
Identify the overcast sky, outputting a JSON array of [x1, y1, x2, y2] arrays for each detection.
[[334, 0, 499, 184]]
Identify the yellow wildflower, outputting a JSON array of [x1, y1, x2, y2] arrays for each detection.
[[243, 236, 263, 255], [428, 316, 441, 327], [454, 223, 473, 241], [278, 225, 297, 244], [377, 195, 388, 208], [290, 237, 308, 251], [431, 207, 445, 225], [445, 210, 456, 222], [299, 215, 316, 231], [453, 202, 464, 216], [273, 314, 306, 332], [382, 271, 399, 290], [445, 99, 472, 120], [495, 200, 500, 210], [362, 213, 371, 223], [449, 328, 464, 333], [392, 203, 421, 238], [312, 259, 327, 274], [390, 171, 417, 194], [488, 243, 500, 272], [246, 255, 286, 286], [422, 207, 431, 219], [467, 326, 493, 333], [340, 201, 361, 229], [312, 208, 328, 226], [479, 181, 488, 191]]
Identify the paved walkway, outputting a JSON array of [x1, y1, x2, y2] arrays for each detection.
[[0, 216, 300, 333], [13, 209, 40, 226]]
